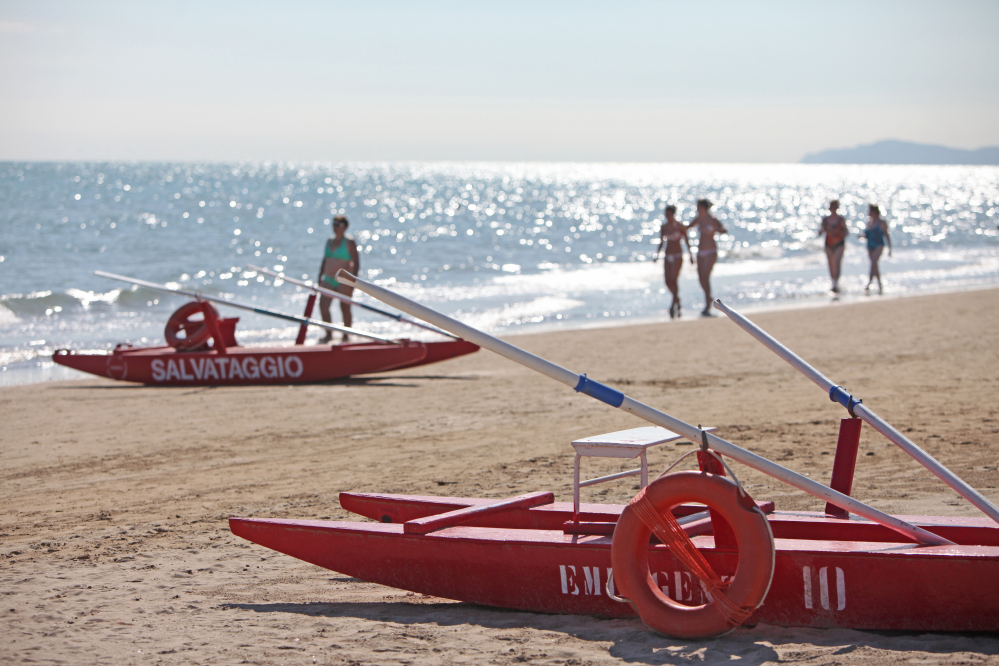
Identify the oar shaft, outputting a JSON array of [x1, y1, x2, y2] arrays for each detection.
[[336, 270, 952, 547], [246, 264, 457, 339], [713, 299, 999, 526], [94, 271, 397, 344]]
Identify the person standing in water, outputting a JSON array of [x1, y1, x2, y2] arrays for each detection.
[[819, 200, 848, 293], [316, 215, 360, 343], [860, 204, 891, 294], [688, 198, 727, 316], [653, 204, 693, 318]]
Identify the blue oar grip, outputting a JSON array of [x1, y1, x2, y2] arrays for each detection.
[[574, 374, 625, 408], [829, 385, 862, 418]]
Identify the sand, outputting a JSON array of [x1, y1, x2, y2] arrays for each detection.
[[2, 288, 998, 665]]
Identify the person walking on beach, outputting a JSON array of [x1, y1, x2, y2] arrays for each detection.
[[316, 215, 360, 343], [860, 204, 891, 294], [688, 199, 727, 316], [819, 200, 848, 293], [653, 204, 693, 318]]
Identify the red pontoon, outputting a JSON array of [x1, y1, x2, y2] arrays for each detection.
[[229, 277, 999, 636]]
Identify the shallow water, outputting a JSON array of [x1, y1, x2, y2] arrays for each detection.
[[1, 161, 997, 385]]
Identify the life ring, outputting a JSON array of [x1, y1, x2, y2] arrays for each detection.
[[611, 470, 775, 639], [165, 302, 217, 350]]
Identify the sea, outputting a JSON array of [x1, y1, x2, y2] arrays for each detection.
[[1, 161, 997, 386]]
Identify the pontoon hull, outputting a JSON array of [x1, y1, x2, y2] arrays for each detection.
[[230, 494, 999, 632], [53, 339, 478, 385]]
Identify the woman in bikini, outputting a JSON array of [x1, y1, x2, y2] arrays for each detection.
[[860, 204, 891, 294], [688, 198, 727, 316], [653, 204, 693, 318], [819, 200, 848, 293], [316, 215, 360, 343]]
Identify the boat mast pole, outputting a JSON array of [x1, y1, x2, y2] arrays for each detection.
[[335, 270, 953, 547], [94, 271, 398, 344], [246, 264, 458, 339], [713, 299, 999, 526]]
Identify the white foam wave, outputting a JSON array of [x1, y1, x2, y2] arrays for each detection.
[[65, 288, 122, 308]]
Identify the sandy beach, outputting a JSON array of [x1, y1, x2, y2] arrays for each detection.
[[2, 289, 998, 665]]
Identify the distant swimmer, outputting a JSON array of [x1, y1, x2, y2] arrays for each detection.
[[653, 205, 693, 318], [860, 204, 891, 294], [316, 215, 360, 343], [688, 198, 727, 316], [819, 200, 848, 293]]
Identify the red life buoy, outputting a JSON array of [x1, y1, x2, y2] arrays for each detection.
[[165, 302, 217, 350], [611, 471, 775, 639]]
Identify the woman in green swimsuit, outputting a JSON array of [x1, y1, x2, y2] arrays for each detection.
[[316, 215, 360, 343]]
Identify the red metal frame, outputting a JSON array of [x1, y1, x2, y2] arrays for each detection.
[[295, 293, 317, 345], [825, 418, 863, 518]]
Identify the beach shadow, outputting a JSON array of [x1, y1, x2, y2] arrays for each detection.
[[221, 601, 999, 664], [363, 374, 480, 381], [49, 378, 423, 389], [221, 601, 780, 664]]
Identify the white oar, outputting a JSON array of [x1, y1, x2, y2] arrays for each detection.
[[714, 298, 999, 526], [335, 270, 952, 546], [245, 264, 457, 339], [95, 271, 399, 345]]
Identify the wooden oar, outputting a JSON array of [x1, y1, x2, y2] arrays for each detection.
[[94, 271, 399, 345], [245, 264, 457, 339], [335, 269, 953, 546], [714, 298, 999, 526]]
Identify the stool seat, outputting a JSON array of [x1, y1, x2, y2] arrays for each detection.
[[570, 426, 700, 521], [572, 426, 683, 458]]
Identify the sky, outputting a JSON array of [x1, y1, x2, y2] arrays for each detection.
[[1, 0, 998, 163]]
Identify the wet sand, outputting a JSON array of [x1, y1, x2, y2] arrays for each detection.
[[2, 288, 998, 665]]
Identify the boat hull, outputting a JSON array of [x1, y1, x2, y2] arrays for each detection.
[[230, 494, 999, 632], [53, 339, 477, 385]]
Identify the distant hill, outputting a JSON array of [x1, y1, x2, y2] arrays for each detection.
[[801, 140, 999, 165]]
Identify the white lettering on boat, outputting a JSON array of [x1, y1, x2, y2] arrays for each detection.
[[559, 566, 732, 603], [149, 354, 307, 382], [229, 357, 245, 380], [559, 566, 614, 597], [284, 355, 303, 378], [803, 566, 845, 611]]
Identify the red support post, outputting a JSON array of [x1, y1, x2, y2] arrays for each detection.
[[697, 450, 737, 548], [825, 418, 863, 518], [295, 293, 317, 346], [199, 301, 228, 354]]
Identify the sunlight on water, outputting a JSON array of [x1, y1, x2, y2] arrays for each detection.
[[1, 161, 997, 384]]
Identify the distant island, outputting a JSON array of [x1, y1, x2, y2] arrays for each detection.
[[801, 140, 999, 165]]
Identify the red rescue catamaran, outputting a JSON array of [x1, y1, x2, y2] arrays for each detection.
[[230, 275, 999, 637], [53, 271, 477, 385]]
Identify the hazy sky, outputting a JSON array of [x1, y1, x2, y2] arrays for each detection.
[[2, 0, 997, 162]]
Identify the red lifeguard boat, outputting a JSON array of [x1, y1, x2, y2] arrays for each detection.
[[230, 425, 999, 633], [229, 276, 999, 637], [53, 271, 478, 385]]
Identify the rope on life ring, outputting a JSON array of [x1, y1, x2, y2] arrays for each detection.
[[165, 302, 217, 351], [610, 469, 775, 639]]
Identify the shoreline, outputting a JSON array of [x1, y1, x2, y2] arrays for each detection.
[[5, 281, 998, 388]]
